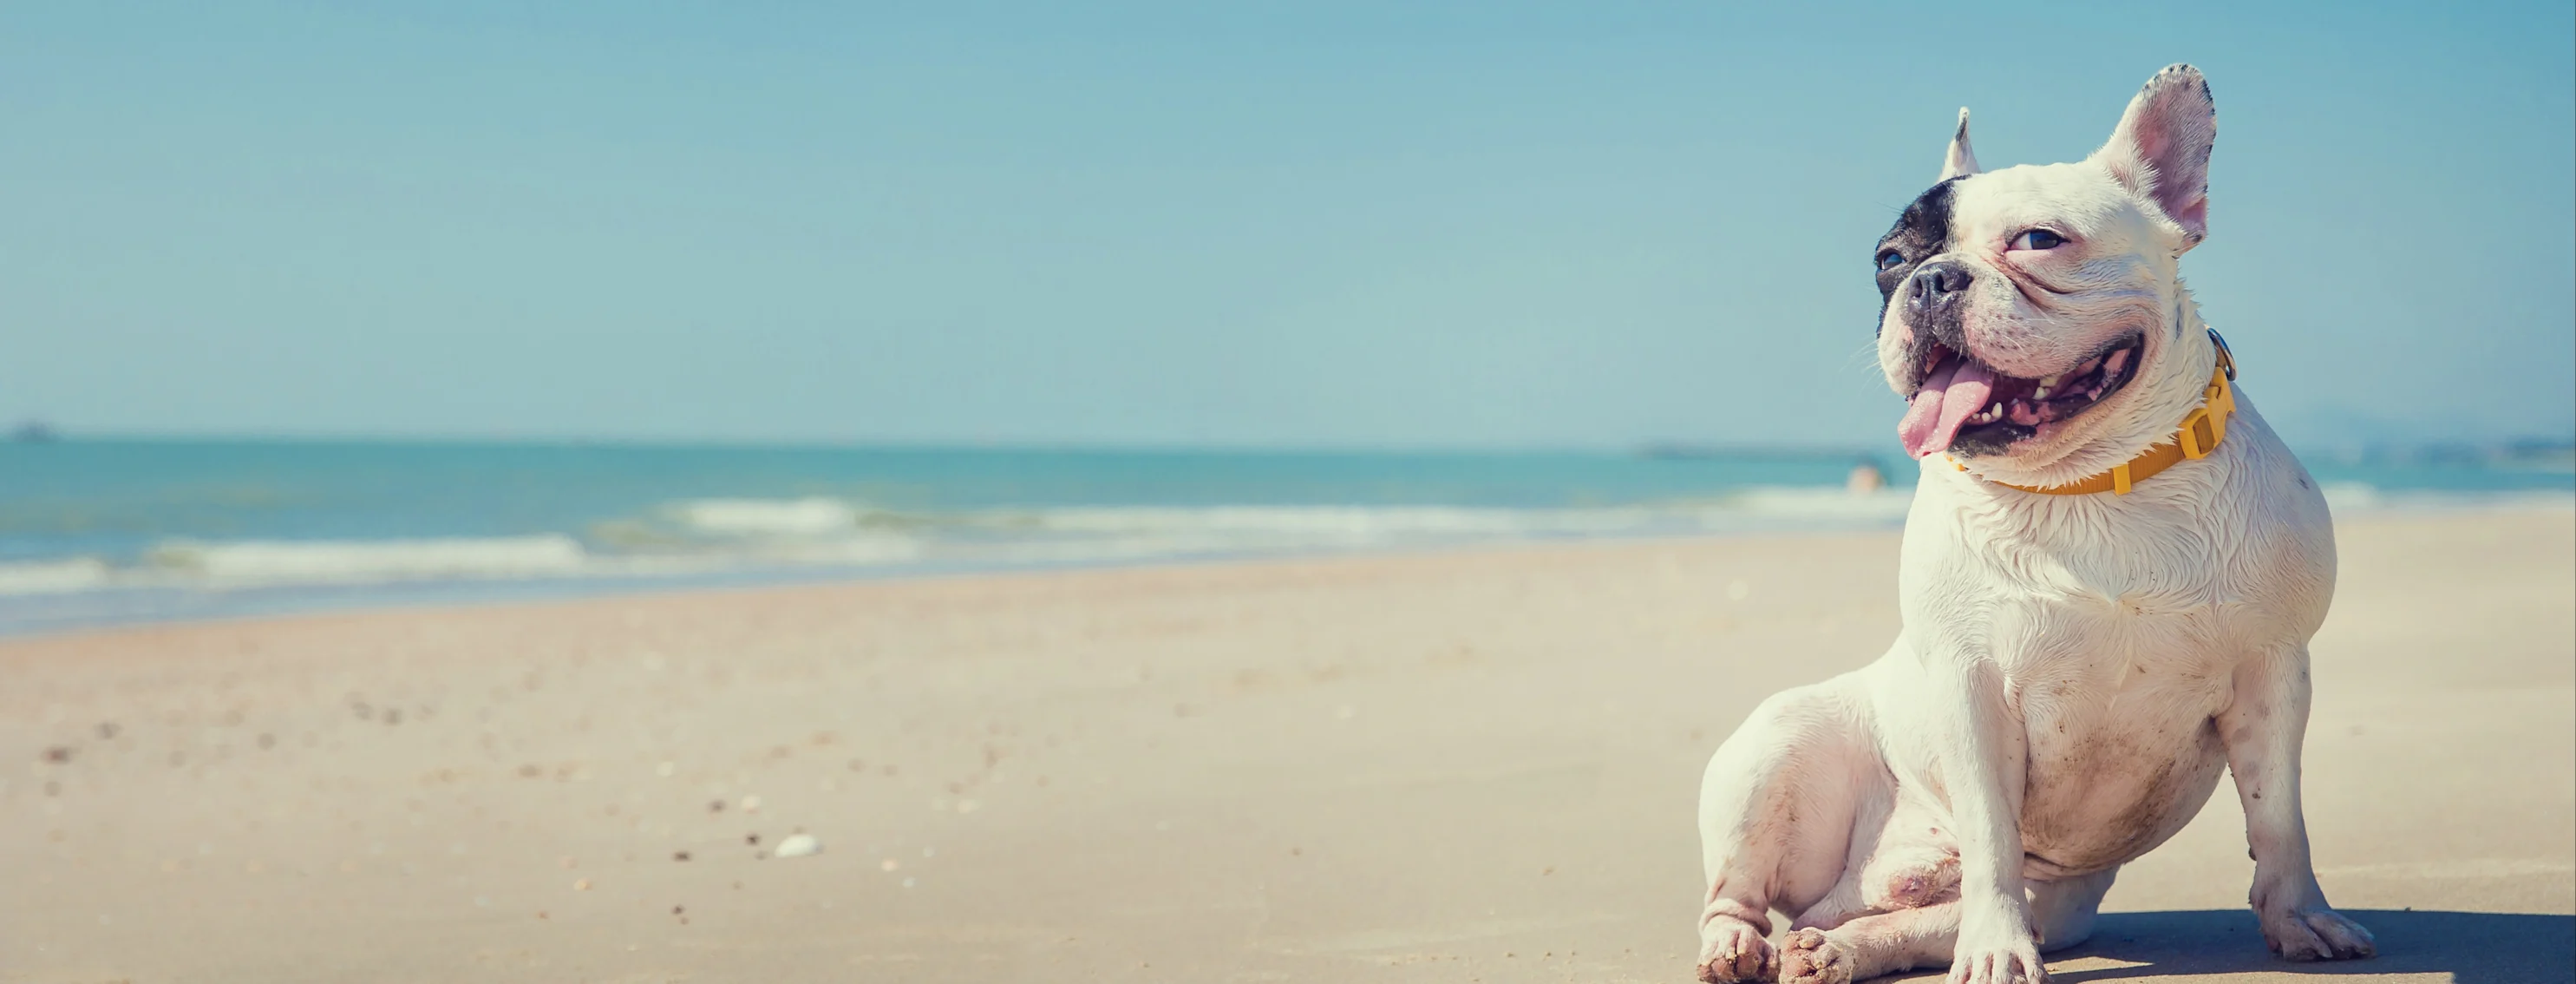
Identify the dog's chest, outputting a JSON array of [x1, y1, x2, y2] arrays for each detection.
[[1992, 539, 2246, 875], [1927, 481, 2309, 684], [1912, 465, 2332, 875]]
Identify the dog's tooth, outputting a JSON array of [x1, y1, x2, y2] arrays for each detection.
[[2039, 374, 2063, 388], [2033, 385, 2052, 400]]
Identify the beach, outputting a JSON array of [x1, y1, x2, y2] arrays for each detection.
[[3, 505, 2568, 983]]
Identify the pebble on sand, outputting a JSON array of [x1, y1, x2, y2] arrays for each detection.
[[773, 833, 821, 858]]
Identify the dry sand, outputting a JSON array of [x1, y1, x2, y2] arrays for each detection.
[[3, 507, 2569, 983]]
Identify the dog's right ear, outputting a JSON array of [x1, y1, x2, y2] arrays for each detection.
[[1939, 108, 1980, 180]]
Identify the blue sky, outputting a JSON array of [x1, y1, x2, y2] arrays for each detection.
[[3, 2, 2569, 450]]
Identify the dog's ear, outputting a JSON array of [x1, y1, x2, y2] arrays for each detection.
[[1939, 108, 1979, 180], [2094, 63, 2215, 249]]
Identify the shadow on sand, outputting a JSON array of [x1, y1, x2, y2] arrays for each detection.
[[2042, 909, 2574, 984]]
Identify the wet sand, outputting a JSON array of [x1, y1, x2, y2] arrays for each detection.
[[3, 507, 2569, 983]]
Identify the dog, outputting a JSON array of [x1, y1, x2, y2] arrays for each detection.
[[1692, 65, 2377, 984]]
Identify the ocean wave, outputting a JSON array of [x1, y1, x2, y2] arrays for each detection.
[[1003, 489, 1913, 536], [1026, 505, 1615, 537], [146, 535, 593, 587], [1727, 487, 1918, 520], [0, 489, 1921, 598], [2318, 482, 2576, 515], [2320, 482, 2382, 511], [0, 558, 114, 595], [19, 483, 2556, 604], [676, 497, 866, 535], [917, 489, 1918, 562]]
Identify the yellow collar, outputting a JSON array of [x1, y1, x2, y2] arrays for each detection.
[[1952, 331, 2238, 495]]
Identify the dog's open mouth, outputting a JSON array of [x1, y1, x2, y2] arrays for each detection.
[[1899, 335, 2142, 458]]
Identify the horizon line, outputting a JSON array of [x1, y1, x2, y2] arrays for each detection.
[[9, 428, 2573, 459]]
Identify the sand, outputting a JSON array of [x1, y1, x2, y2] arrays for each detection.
[[3, 507, 2569, 983]]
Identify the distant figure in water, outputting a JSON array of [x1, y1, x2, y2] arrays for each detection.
[[1847, 458, 1886, 495]]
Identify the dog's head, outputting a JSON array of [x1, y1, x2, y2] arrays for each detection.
[[1874, 65, 2221, 483]]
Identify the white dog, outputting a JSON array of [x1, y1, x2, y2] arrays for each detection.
[[1693, 65, 2377, 984]]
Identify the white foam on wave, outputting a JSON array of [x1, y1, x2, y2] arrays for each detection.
[[0, 558, 114, 595], [147, 535, 591, 587], [1030, 505, 1618, 537], [2318, 482, 2576, 515], [1726, 487, 1917, 521], [677, 497, 863, 535], [2320, 482, 2382, 512], [729, 535, 922, 565], [664, 497, 920, 564], [0, 487, 1928, 600], [945, 489, 1918, 563]]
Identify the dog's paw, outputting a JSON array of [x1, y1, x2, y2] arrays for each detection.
[[1696, 917, 1776, 983], [1947, 939, 2047, 984], [1778, 928, 1854, 984], [2259, 904, 2376, 961]]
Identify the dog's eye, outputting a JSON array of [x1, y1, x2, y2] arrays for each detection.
[[2010, 229, 2066, 251], [1874, 249, 1906, 272]]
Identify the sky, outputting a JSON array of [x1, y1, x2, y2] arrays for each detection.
[[3, 2, 2569, 451]]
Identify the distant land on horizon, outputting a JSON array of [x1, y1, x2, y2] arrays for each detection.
[[7, 421, 2573, 468]]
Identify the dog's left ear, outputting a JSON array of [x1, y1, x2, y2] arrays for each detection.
[[2095, 64, 2215, 249], [1939, 108, 1980, 180]]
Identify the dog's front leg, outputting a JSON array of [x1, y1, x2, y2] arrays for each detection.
[[2220, 644, 2376, 961], [1919, 648, 2047, 984]]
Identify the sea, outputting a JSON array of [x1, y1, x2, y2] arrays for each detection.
[[1, 438, 2566, 637]]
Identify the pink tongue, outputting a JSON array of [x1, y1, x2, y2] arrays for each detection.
[[1897, 359, 1998, 458]]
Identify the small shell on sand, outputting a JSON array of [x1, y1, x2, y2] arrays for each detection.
[[772, 833, 821, 859]]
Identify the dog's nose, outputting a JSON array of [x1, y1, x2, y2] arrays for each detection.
[[1907, 260, 1973, 314]]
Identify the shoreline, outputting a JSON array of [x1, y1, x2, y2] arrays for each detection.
[[3, 508, 2569, 982], [6, 496, 2568, 644]]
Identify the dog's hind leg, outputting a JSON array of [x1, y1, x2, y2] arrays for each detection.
[[2030, 867, 2118, 952], [1775, 867, 2121, 981], [1696, 677, 1880, 983], [1792, 797, 1950, 934], [1778, 902, 1960, 984]]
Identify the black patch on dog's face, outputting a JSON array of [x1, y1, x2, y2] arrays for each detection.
[[1873, 177, 1962, 334]]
